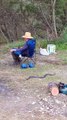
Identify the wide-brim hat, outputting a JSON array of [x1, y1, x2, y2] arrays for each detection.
[[22, 32, 33, 39]]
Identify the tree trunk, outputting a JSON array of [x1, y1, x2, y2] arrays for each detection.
[[51, 0, 58, 38]]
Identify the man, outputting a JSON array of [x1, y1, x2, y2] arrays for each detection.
[[11, 32, 36, 64]]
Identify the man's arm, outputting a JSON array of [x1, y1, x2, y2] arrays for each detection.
[[18, 43, 28, 51]]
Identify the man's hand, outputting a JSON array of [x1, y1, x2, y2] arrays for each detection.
[[19, 54, 23, 59]]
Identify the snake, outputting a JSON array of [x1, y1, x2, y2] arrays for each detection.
[[24, 73, 55, 80]]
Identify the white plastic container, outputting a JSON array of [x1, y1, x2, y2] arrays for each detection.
[[47, 44, 56, 54], [40, 48, 49, 56]]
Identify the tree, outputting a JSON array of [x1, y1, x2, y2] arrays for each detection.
[[51, 0, 58, 38]]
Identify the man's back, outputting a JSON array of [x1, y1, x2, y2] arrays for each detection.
[[26, 39, 36, 57]]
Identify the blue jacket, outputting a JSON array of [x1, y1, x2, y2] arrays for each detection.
[[14, 39, 36, 57]]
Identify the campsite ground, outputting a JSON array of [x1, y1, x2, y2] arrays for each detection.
[[0, 50, 67, 120]]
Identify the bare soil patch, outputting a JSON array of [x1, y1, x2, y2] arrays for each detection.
[[0, 51, 67, 120]]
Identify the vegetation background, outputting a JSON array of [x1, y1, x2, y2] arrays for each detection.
[[0, 0, 67, 50]]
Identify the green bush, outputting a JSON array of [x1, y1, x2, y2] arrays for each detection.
[[25, 4, 38, 13], [40, 40, 47, 48], [39, 27, 67, 50]]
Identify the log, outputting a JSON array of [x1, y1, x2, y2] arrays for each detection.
[[48, 82, 59, 96]]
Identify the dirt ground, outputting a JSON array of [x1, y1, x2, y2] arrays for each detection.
[[0, 51, 67, 120]]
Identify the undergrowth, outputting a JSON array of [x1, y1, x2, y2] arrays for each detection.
[[0, 27, 67, 54], [40, 27, 67, 50]]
